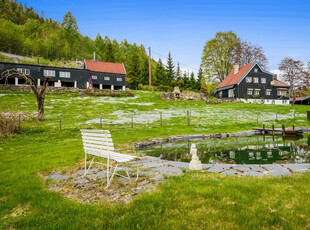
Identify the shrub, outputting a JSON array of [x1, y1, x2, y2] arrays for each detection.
[[0, 112, 23, 137], [157, 84, 172, 92]]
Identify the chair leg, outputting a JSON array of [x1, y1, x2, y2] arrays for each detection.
[[106, 164, 118, 188], [84, 157, 95, 176]]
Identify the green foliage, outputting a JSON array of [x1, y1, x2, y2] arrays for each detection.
[[201, 31, 240, 83], [201, 77, 207, 94]]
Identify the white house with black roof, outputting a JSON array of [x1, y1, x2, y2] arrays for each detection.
[[215, 61, 290, 105]]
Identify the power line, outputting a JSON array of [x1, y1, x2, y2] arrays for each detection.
[[151, 50, 200, 72]]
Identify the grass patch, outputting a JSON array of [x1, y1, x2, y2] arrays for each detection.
[[0, 90, 310, 228]]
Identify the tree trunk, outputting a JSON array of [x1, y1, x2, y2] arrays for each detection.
[[37, 96, 45, 120]]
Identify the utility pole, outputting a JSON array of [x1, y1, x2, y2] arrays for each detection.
[[148, 47, 152, 91]]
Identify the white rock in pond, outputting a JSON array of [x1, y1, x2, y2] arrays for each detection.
[[189, 144, 202, 171]]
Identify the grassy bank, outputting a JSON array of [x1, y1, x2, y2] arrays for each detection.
[[1, 90, 310, 229]]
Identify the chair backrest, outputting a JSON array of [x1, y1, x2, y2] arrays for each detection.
[[80, 129, 115, 159]]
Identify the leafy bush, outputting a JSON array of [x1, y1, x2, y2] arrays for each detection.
[[157, 84, 173, 92]]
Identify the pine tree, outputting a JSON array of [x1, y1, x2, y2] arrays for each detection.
[[155, 58, 166, 86], [104, 41, 115, 62], [166, 51, 175, 85], [182, 71, 190, 89], [127, 49, 140, 89], [190, 71, 196, 90], [196, 68, 203, 90], [176, 62, 181, 81]]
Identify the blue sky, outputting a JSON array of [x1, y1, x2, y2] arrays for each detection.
[[23, 0, 310, 75]]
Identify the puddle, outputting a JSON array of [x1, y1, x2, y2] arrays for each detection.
[[138, 135, 310, 164]]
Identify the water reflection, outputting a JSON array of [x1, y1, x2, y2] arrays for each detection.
[[139, 135, 310, 164]]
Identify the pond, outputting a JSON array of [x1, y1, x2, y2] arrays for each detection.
[[138, 135, 310, 164]]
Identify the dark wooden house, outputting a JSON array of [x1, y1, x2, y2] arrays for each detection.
[[0, 60, 126, 90], [215, 61, 290, 105]]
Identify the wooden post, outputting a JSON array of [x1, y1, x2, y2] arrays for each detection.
[[100, 114, 102, 128], [282, 124, 285, 136], [263, 124, 265, 135], [18, 113, 21, 131], [187, 110, 191, 126], [59, 114, 62, 131], [131, 115, 134, 128], [272, 124, 275, 136], [160, 112, 162, 127], [256, 112, 259, 124]]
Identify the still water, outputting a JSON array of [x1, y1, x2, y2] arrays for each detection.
[[138, 135, 310, 164]]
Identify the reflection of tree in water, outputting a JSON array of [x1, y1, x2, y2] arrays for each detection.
[[142, 135, 310, 164]]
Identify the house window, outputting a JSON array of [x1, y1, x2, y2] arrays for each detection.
[[253, 77, 259, 83], [117, 78, 122, 81], [254, 68, 258, 73], [266, 89, 272, 96], [261, 78, 266, 84], [17, 68, 30, 75], [254, 89, 260, 95], [228, 89, 234, 98], [59, 71, 70, 78], [104, 77, 110, 81], [219, 91, 223, 98], [91, 75, 97, 80], [246, 77, 252, 83], [44, 70, 55, 77], [277, 90, 286, 96], [247, 88, 253, 95]]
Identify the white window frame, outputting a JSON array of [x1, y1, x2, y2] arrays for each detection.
[[104, 77, 110, 81], [91, 75, 97, 80], [277, 90, 286, 96], [246, 77, 252, 83], [253, 77, 259, 83], [254, 89, 260, 96], [116, 78, 122, 82], [261, 78, 266, 84], [247, 88, 253, 95], [219, 91, 223, 98], [266, 89, 272, 96], [17, 68, 30, 75], [59, 71, 70, 78], [44, 70, 55, 77], [254, 68, 258, 73]]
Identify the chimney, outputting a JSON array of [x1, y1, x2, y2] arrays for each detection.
[[234, 65, 239, 74], [93, 51, 96, 61], [274, 74, 277, 80]]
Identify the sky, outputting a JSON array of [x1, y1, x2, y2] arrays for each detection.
[[22, 0, 310, 75]]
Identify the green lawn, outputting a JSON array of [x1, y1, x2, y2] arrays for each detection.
[[1, 90, 310, 229]]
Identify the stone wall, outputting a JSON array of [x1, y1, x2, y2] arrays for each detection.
[[0, 84, 125, 95], [159, 92, 204, 101]]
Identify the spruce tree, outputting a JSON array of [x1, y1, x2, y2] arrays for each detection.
[[104, 41, 115, 62], [127, 49, 141, 89], [166, 51, 175, 85], [196, 68, 203, 90], [176, 62, 181, 81], [155, 58, 167, 86], [190, 71, 196, 89]]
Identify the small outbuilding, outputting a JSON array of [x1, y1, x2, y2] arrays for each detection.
[[291, 96, 310, 105]]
